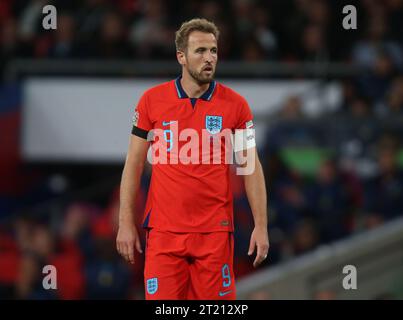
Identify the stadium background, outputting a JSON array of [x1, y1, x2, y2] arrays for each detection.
[[1, 0, 403, 299]]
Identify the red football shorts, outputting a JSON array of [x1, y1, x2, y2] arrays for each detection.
[[144, 230, 236, 300]]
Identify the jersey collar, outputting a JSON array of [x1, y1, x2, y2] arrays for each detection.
[[175, 76, 216, 101]]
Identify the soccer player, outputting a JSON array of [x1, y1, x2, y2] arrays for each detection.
[[116, 18, 269, 300]]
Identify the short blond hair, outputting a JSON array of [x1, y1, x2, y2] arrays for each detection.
[[175, 18, 219, 52]]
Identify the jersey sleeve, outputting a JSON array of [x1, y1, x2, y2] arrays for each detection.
[[234, 97, 256, 152], [235, 97, 254, 129], [131, 93, 152, 139]]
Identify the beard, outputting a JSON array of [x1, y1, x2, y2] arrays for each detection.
[[187, 65, 215, 85]]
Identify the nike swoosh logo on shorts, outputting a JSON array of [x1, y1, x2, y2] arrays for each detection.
[[162, 121, 174, 126], [219, 290, 232, 297]]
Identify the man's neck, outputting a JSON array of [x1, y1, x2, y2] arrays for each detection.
[[180, 72, 210, 98]]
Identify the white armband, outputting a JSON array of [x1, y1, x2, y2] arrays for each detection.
[[234, 128, 256, 152]]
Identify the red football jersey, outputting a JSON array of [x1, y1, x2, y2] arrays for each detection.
[[131, 77, 254, 232]]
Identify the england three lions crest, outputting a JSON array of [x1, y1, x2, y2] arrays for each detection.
[[147, 277, 158, 294], [205, 115, 222, 134]]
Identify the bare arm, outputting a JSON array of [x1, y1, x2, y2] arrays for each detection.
[[237, 147, 269, 267], [116, 135, 149, 264]]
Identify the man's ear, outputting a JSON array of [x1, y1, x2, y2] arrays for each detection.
[[177, 50, 186, 66]]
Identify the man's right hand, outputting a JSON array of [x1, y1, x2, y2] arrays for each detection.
[[116, 224, 143, 264]]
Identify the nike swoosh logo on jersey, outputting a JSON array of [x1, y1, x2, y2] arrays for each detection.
[[219, 290, 232, 297], [162, 121, 175, 126]]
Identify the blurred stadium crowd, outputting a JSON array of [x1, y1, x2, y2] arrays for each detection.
[[0, 0, 403, 65], [1, 0, 403, 299]]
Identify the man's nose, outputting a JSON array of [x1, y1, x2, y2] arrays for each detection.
[[204, 52, 214, 63]]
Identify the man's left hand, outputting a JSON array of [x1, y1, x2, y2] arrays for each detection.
[[248, 227, 269, 268]]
